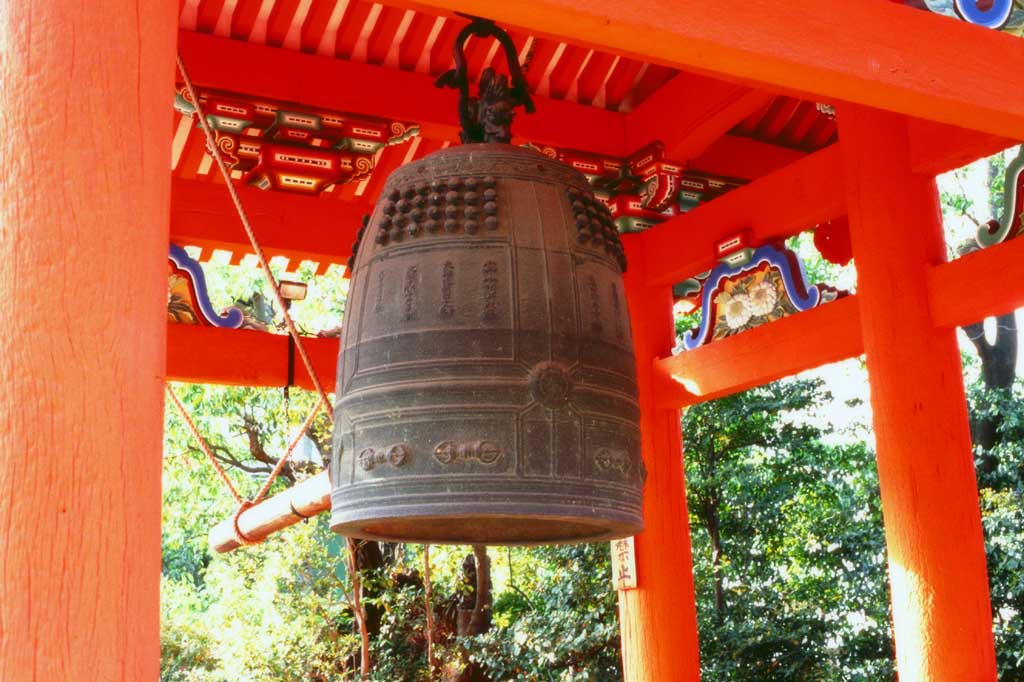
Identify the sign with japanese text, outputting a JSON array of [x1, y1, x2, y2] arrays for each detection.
[[611, 537, 638, 591]]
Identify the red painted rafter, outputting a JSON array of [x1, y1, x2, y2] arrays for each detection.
[[397, 0, 1024, 140], [626, 71, 775, 161], [178, 29, 825, 174], [178, 29, 630, 156]]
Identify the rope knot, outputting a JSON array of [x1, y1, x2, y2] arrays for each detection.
[[231, 501, 263, 547]]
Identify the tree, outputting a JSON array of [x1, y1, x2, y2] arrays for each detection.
[[470, 544, 622, 681], [968, 378, 1024, 679], [683, 377, 894, 681], [941, 149, 1021, 460]]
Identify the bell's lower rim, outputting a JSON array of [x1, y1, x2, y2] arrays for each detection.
[[330, 507, 642, 546]]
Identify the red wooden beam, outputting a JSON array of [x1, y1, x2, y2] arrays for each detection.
[[178, 30, 629, 157], [171, 178, 364, 269], [399, 0, 1024, 140], [637, 126, 1000, 287], [625, 71, 774, 161], [618, 243, 702, 678], [653, 295, 863, 409], [927, 236, 1024, 329], [687, 133, 804, 180], [909, 120, 1015, 176], [640, 145, 844, 287], [166, 324, 340, 392]]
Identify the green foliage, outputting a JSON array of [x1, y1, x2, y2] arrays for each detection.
[[684, 378, 894, 681], [469, 544, 622, 681], [161, 517, 360, 682], [971, 381, 1024, 679]]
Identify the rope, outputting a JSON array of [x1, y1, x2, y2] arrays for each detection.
[[231, 501, 259, 547], [166, 384, 243, 505], [175, 53, 334, 423], [171, 54, 340, 548], [251, 394, 326, 505], [423, 545, 436, 678]]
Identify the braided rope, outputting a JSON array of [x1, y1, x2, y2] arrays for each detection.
[[251, 394, 326, 505], [166, 384, 243, 505], [175, 53, 334, 422]]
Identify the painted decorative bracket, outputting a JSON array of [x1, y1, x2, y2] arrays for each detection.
[[168, 243, 244, 328], [679, 243, 845, 351], [527, 142, 743, 233], [174, 87, 418, 196], [916, 0, 1021, 30], [977, 146, 1024, 247], [629, 143, 684, 213]]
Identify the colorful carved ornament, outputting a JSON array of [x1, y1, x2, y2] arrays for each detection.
[[168, 244, 244, 328], [677, 242, 845, 351], [528, 142, 743, 234], [912, 0, 1022, 30], [977, 147, 1024, 247], [175, 87, 418, 195]]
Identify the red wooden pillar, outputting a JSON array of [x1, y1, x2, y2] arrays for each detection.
[[617, 237, 702, 681], [838, 105, 997, 681], [0, 2, 177, 680]]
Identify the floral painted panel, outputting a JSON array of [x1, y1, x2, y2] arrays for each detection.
[[679, 244, 846, 351]]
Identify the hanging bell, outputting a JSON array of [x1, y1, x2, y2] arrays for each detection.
[[329, 19, 643, 545]]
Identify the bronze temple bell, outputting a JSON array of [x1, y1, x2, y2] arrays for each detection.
[[330, 20, 643, 545]]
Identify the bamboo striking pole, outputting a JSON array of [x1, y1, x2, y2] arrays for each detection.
[[209, 471, 331, 553]]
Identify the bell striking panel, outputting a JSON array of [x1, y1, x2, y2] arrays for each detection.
[[330, 143, 643, 544]]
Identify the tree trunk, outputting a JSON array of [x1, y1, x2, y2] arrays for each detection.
[[960, 154, 1020, 466], [703, 442, 726, 623], [707, 509, 726, 623], [459, 545, 493, 636], [963, 312, 1018, 460], [446, 546, 493, 682], [355, 540, 389, 638]]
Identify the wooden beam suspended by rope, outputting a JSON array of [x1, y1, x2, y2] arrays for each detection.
[[166, 324, 339, 391], [209, 471, 331, 553], [395, 0, 1024, 140]]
